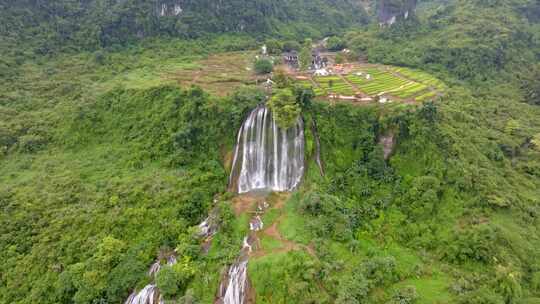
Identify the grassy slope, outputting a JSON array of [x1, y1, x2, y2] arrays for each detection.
[[0, 38, 261, 304]]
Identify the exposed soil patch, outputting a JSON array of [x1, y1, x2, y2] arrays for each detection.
[[250, 193, 318, 260], [231, 193, 267, 216], [270, 192, 290, 210], [164, 51, 257, 96]]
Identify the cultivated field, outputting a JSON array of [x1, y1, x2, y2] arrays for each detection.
[[164, 51, 257, 96], [303, 65, 444, 103]]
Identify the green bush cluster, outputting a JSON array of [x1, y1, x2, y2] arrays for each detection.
[[267, 88, 302, 129], [254, 59, 274, 74], [156, 259, 196, 299], [336, 256, 400, 303]]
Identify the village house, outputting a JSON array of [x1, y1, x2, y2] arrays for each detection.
[[282, 51, 299, 67]]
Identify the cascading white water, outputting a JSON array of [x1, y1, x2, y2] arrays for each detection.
[[216, 203, 268, 304], [126, 255, 178, 304], [216, 236, 256, 304], [125, 216, 211, 304], [230, 105, 305, 194], [221, 260, 249, 304], [125, 284, 164, 304]]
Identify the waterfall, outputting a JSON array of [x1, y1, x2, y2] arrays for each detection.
[[125, 285, 163, 304], [229, 105, 305, 193], [221, 260, 249, 304], [216, 232, 259, 304], [125, 214, 215, 304], [215, 200, 270, 304]]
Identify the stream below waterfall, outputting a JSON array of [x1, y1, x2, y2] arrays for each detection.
[[124, 255, 177, 304], [125, 104, 307, 304], [124, 212, 218, 304], [215, 200, 268, 304]]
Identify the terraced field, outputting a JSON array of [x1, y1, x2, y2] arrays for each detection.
[[348, 69, 411, 96], [314, 76, 356, 96], [415, 90, 439, 102], [295, 65, 444, 103], [392, 67, 447, 90]]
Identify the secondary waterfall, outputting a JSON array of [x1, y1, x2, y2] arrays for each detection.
[[125, 255, 177, 304], [229, 105, 305, 193], [215, 206, 266, 304], [124, 215, 217, 304]]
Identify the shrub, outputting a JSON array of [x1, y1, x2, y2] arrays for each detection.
[[362, 256, 398, 285], [265, 39, 283, 55], [521, 64, 540, 105], [93, 50, 106, 65], [496, 265, 523, 304], [458, 286, 505, 304], [531, 134, 540, 151], [444, 224, 499, 264], [298, 190, 353, 241], [0, 126, 16, 151], [327, 36, 346, 51], [268, 89, 301, 129], [335, 53, 345, 64], [156, 266, 179, 297], [299, 46, 312, 70], [18, 134, 47, 153], [392, 286, 419, 304], [283, 40, 301, 52], [532, 271, 540, 292], [177, 289, 199, 304], [156, 260, 196, 299], [272, 68, 292, 88], [504, 119, 521, 136], [254, 59, 273, 74], [336, 273, 370, 304]]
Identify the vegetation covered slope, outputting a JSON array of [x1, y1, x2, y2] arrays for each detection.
[[348, 0, 540, 87], [1, 0, 540, 303], [0, 0, 368, 55], [0, 38, 263, 303]]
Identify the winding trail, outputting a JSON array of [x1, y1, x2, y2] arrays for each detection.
[[249, 193, 317, 260]]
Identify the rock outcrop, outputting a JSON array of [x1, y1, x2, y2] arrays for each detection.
[[378, 0, 417, 26]]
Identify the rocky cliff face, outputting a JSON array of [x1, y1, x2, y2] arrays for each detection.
[[157, 1, 184, 17], [378, 0, 417, 26]]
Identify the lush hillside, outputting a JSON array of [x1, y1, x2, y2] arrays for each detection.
[[0, 0, 368, 55], [1, 0, 540, 303], [0, 38, 265, 303], [347, 0, 540, 87]]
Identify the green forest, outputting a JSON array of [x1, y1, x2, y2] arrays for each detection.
[[1, 0, 540, 303]]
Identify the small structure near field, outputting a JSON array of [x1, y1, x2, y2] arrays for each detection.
[[314, 69, 330, 76], [376, 93, 392, 104], [311, 50, 324, 70], [283, 51, 299, 67]]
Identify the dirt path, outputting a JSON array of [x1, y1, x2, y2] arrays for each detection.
[[249, 193, 318, 259], [231, 193, 267, 216]]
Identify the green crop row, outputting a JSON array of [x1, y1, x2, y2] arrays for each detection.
[[415, 90, 438, 102], [393, 67, 446, 90], [393, 84, 429, 98]]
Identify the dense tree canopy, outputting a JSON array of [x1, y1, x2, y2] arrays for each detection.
[[0, 0, 369, 55]]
